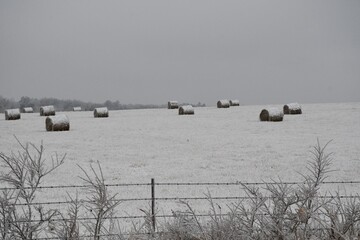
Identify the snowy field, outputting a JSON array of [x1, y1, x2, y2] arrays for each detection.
[[1, 102, 360, 218]]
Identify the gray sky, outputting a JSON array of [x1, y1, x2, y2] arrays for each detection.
[[1, 0, 359, 106]]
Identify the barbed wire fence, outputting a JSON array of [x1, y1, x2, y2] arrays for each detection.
[[1, 179, 360, 239]]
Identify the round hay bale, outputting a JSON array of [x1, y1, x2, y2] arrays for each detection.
[[259, 108, 284, 122], [5, 108, 21, 120], [217, 99, 230, 108], [283, 103, 302, 114], [73, 106, 82, 111], [94, 107, 109, 118], [229, 99, 240, 106], [22, 107, 34, 113], [168, 101, 179, 109], [40, 105, 55, 116], [179, 105, 194, 115], [46, 114, 70, 131]]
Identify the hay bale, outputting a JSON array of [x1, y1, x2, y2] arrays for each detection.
[[5, 108, 21, 120], [179, 105, 194, 115], [283, 103, 302, 114], [94, 107, 109, 118], [22, 107, 34, 113], [259, 108, 284, 122], [217, 99, 230, 108], [168, 101, 179, 109], [46, 114, 70, 131], [73, 106, 82, 111], [40, 105, 55, 116], [229, 99, 240, 106]]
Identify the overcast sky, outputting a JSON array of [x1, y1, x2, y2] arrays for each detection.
[[0, 0, 359, 106]]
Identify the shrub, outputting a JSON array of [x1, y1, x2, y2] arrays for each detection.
[[0, 137, 65, 239], [161, 140, 360, 239]]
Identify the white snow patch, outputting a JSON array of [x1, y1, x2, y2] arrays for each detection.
[[5, 108, 20, 116], [47, 114, 69, 125], [268, 107, 284, 117], [94, 107, 108, 114], [287, 102, 301, 110]]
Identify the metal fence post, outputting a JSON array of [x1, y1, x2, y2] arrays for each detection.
[[151, 178, 156, 232]]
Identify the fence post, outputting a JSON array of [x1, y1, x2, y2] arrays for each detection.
[[151, 178, 156, 232]]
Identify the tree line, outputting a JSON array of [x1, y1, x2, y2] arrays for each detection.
[[0, 95, 206, 113]]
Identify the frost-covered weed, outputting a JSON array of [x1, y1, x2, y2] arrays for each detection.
[[1, 140, 360, 239], [160, 140, 360, 240]]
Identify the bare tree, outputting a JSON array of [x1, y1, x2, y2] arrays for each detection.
[[0, 137, 65, 239], [78, 162, 121, 240], [161, 140, 343, 240], [49, 192, 81, 240]]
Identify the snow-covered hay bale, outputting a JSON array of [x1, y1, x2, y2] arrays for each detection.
[[168, 101, 179, 109], [259, 108, 284, 122], [283, 103, 302, 114], [22, 107, 34, 113], [229, 99, 240, 106], [40, 105, 55, 116], [73, 106, 82, 111], [217, 99, 230, 108], [179, 105, 194, 115], [94, 107, 109, 118], [46, 114, 70, 131], [5, 109, 21, 120]]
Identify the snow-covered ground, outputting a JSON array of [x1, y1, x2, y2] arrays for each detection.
[[1, 102, 360, 217]]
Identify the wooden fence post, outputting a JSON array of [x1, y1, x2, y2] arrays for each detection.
[[151, 178, 156, 232]]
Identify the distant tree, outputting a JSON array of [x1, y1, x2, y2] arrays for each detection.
[[0, 96, 7, 112], [195, 102, 206, 107], [19, 96, 33, 109], [0, 95, 171, 112], [0, 96, 17, 112], [113, 100, 121, 110], [62, 100, 75, 111], [104, 100, 112, 109], [103, 100, 121, 110]]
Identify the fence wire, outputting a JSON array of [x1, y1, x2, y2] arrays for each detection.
[[2, 179, 360, 237], [1, 180, 360, 191], [4, 179, 360, 207], [7, 210, 353, 224], [10, 194, 360, 207]]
